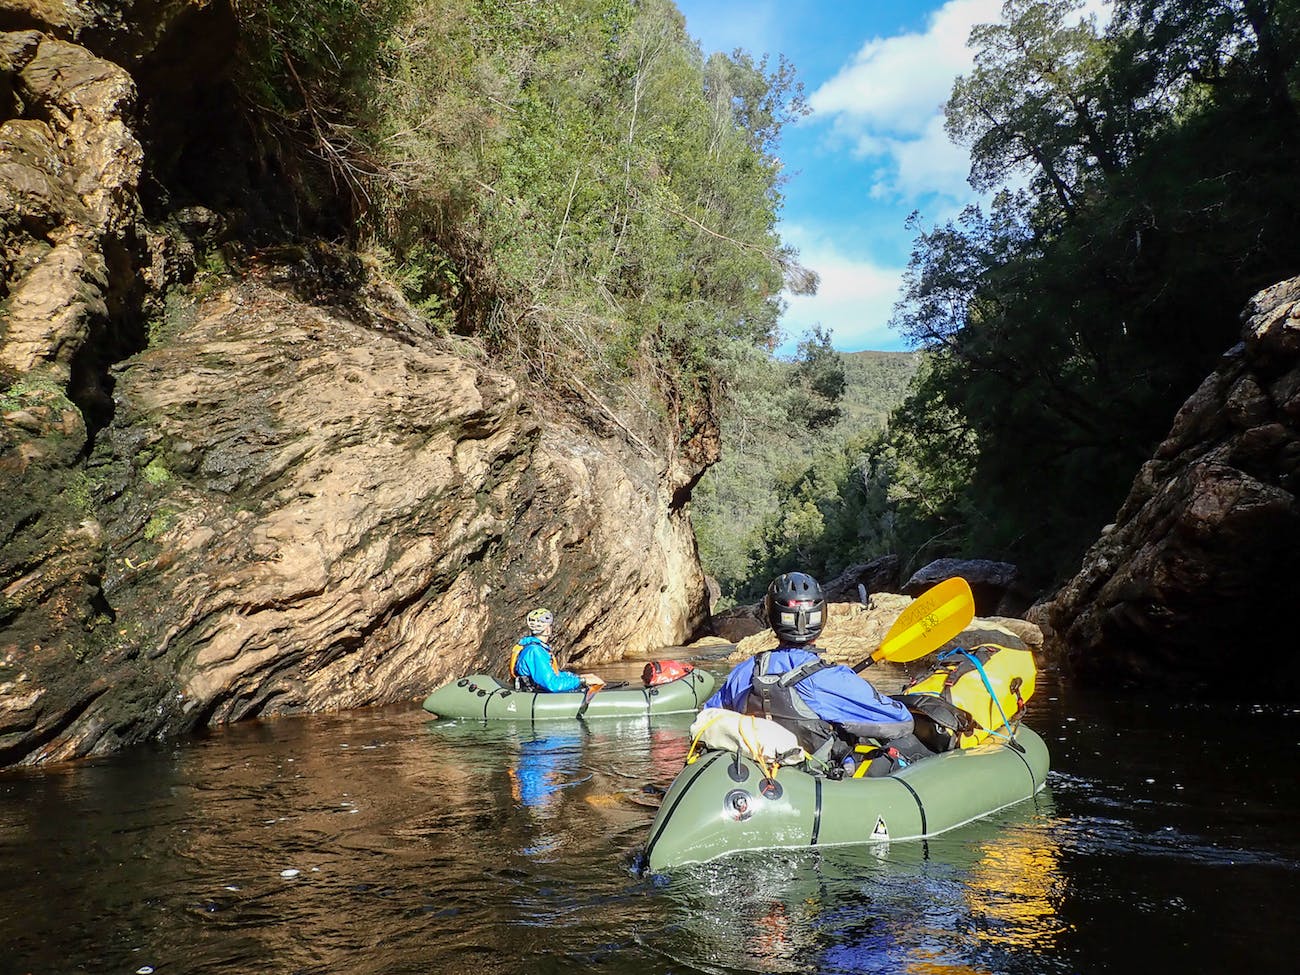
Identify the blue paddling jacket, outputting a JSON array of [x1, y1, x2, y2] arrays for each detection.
[[705, 646, 913, 744], [510, 635, 582, 693]]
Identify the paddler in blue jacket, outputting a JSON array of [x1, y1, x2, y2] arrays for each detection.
[[705, 571, 917, 774], [509, 608, 605, 693]]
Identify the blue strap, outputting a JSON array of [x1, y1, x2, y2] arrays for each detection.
[[938, 647, 1015, 741]]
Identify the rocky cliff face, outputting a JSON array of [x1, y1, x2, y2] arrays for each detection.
[[1034, 277, 1300, 697], [0, 6, 709, 766]]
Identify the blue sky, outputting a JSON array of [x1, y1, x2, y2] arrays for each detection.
[[674, 1, 1107, 354]]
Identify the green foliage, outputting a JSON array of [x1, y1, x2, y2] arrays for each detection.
[[729, 428, 920, 602], [226, 0, 830, 600], [234, 0, 410, 114], [232, 0, 414, 210], [889, 0, 1300, 590], [0, 372, 69, 413], [224, 0, 1300, 606], [693, 343, 919, 602], [691, 339, 794, 591], [947, 0, 1138, 217], [836, 351, 923, 430], [282, 0, 812, 448], [65, 470, 93, 512], [143, 511, 174, 542], [369, 241, 460, 328], [786, 326, 847, 428]]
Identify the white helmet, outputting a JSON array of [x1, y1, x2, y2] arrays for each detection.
[[526, 607, 554, 635]]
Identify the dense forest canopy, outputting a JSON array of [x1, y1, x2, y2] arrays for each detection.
[[692, 348, 922, 605], [704, 0, 1300, 604], [888, 0, 1300, 589], [225, 1, 1300, 606]]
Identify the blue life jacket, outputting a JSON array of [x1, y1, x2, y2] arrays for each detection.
[[509, 635, 581, 693]]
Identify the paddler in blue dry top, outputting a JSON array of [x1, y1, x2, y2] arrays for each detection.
[[705, 571, 924, 775], [509, 607, 605, 693]]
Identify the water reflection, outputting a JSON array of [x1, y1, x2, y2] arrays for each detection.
[[961, 802, 1069, 952], [419, 714, 695, 868], [508, 731, 588, 816], [651, 795, 1069, 975], [2, 666, 1299, 975]]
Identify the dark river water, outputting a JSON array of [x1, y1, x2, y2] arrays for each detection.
[[3, 651, 1299, 975]]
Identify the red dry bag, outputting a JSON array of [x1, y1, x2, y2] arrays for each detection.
[[642, 659, 694, 687]]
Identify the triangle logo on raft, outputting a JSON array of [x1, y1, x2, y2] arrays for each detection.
[[871, 816, 889, 839]]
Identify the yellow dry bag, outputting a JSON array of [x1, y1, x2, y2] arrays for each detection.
[[900, 644, 1037, 748]]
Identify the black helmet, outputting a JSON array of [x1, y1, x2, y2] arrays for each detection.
[[765, 572, 826, 645]]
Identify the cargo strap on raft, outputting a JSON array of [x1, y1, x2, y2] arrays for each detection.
[[849, 743, 902, 779], [684, 714, 716, 765], [938, 644, 1021, 741]]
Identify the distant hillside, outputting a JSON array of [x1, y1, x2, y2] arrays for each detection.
[[692, 345, 922, 603], [833, 350, 922, 433]]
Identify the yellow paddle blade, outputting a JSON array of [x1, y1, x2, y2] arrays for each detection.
[[872, 576, 975, 666]]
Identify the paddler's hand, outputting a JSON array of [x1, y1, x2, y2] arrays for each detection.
[[579, 673, 605, 688]]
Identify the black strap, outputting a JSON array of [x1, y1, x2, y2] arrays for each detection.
[[894, 692, 976, 736], [642, 751, 725, 866], [893, 776, 927, 834], [777, 657, 834, 688], [940, 646, 996, 688], [810, 776, 824, 845]]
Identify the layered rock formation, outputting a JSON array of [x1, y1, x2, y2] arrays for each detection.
[[1035, 277, 1300, 697], [0, 5, 709, 767], [3, 255, 709, 770], [84, 262, 702, 741]]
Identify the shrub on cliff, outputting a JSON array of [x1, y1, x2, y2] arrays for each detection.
[[231, 0, 811, 459]]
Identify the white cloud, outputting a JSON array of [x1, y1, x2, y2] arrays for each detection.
[[683, 0, 1118, 351], [779, 1, 1008, 346], [810, 0, 1002, 136], [869, 113, 973, 204], [779, 227, 907, 353], [806, 0, 1112, 208], [1081, 0, 1114, 28]]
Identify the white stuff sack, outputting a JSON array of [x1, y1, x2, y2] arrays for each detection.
[[689, 708, 806, 766]]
